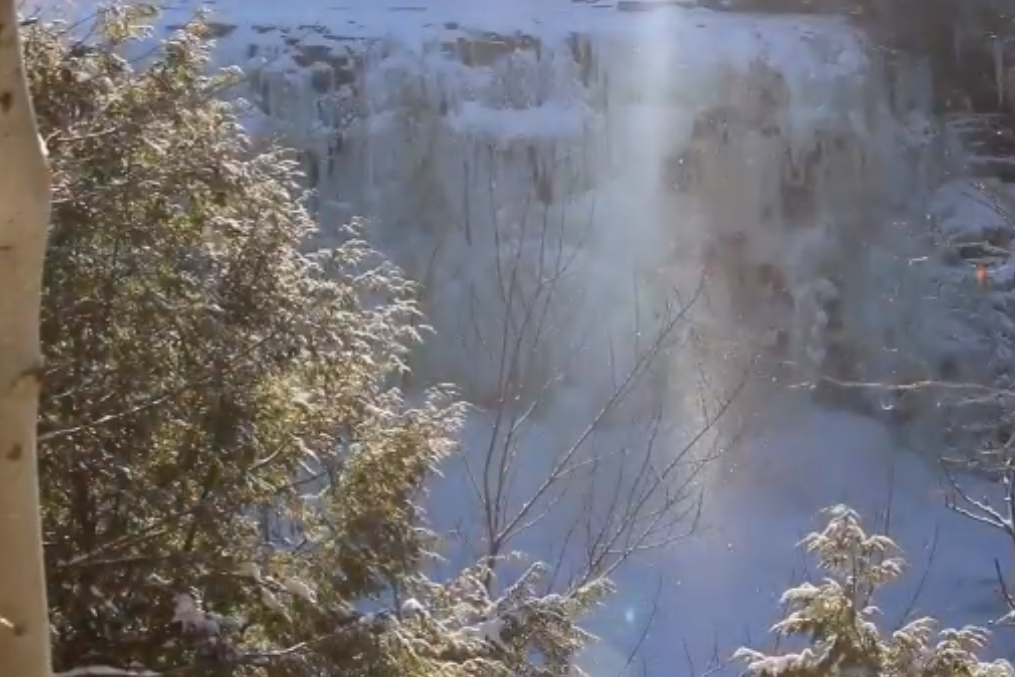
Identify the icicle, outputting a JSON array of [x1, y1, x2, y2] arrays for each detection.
[[995, 37, 1006, 109], [953, 23, 963, 66], [916, 57, 933, 113]]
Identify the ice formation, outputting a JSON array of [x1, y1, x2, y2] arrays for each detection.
[[50, 0, 1008, 458], [161, 5, 1014, 456]]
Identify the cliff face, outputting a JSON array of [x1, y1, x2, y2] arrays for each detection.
[[138, 0, 1015, 456]]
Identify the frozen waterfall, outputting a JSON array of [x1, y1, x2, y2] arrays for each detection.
[[204, 7, 1011, 461]]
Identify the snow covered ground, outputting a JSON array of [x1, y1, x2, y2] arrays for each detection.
[[40, 0, 1015, 673], [588, 398, 1010, 675]]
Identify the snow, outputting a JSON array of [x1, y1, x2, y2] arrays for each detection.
[[283, 577, 318, 604], [260, 587, 286, 614], [400, 597, 428, 618], [628, 401, 1009, 667], [48, 0, 868, 56], [171, 592, 221, 637], [236, 561, 262, 580], [56, 668, 162, 677], [930, 178, 1015, 245], [448, 101, 593, 140], [35, 0, 1015, 674]]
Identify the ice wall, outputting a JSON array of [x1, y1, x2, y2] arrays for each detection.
[[234, 26, 672, 422], [221, 9, 980, 439]]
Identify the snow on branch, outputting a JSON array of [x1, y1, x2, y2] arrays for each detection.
[[55, 667, 161, 677]]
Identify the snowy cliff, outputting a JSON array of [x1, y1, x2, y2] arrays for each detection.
[[136, 0, 1014, 457]]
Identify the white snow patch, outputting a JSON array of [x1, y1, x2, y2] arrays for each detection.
[[56, 668, 162, 677], [171, 593, 221, 637], [401, 597, 428, 618], [447, 101, 592, 141], [463, 616, 507, 647], [283, 577, 318, 604], [930, 178, 1015, 244]]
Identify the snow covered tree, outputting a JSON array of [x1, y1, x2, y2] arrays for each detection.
[[26, 5, 607, 676], [0, 2, 54, 677], [736, 505, 1014, 677]]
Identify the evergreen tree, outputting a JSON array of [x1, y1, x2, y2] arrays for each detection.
[[27, 5, 607, 676], [737, 505, 1015, 677]]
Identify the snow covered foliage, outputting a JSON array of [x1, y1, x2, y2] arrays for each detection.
[[28, 5, 605, 677], [735, 505, 1014, 677]]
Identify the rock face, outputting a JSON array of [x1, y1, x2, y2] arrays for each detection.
[[857, 0, 1015, 145]]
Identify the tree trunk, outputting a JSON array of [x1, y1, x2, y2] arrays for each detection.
[[0, 2, 53, 677]]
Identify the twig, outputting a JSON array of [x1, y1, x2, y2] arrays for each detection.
[[994, 557, 1015, 613]]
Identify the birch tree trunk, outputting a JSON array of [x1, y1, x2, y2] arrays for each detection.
[[0, 2, 53, 676]]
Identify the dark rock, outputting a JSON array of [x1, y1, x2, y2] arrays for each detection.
[[781, 183, 816, 222], [441, 31, 542, 68], [939, 244, 964, 265], [288, 45, 361, 89], [969, 157, 1015, 183], [303, 149, 320, 188], [309, 66, 333, 94], [166, 21, 237, 39]]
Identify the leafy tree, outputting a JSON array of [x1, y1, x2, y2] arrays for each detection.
[[736, 505, 1015, 677], [26, 5, 607, 676]]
